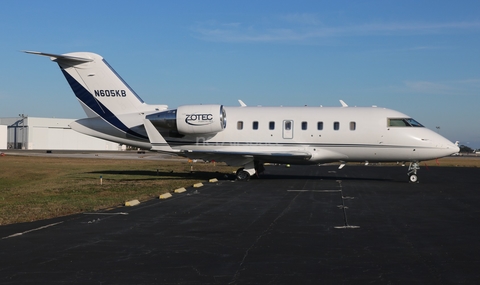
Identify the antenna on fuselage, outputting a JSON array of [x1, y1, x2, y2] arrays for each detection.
[[238, 100, 247, 107]]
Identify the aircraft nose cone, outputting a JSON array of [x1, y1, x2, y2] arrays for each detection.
[[453, 144, 460, 153], [440, 140, 460, 156]]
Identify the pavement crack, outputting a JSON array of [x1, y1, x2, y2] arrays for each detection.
[[228, 191, 301, 284], [335, 180, 360, 229]]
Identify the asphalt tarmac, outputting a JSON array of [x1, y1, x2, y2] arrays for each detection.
[[1, 164, 479, 284]]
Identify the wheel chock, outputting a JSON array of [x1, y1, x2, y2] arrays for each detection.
[[125, 199, 140, 206], [174, 187, 187, 193], [159, 193, 172, 199]]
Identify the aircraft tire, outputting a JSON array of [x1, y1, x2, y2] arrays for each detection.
[[236, 169, 251, 181], [409, 174, 418, 183]]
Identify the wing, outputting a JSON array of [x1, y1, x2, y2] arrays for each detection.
[[144, 118, 345, 166], [181, 149, 312, 166]]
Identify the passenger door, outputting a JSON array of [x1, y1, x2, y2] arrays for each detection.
[[283, 120, 294, 139]]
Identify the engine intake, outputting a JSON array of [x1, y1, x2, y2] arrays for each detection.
[[146, 105, 226, 135]]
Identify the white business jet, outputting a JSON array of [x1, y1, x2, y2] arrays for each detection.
[[25, 51, 459, 182]]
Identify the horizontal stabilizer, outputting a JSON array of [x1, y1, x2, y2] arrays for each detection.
[[23, 51, 93, 63]]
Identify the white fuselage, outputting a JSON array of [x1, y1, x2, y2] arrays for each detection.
[[157, 106, 458, 164]]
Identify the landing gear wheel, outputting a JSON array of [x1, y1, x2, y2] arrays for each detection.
[[409, 174, 418, 183], [236, 168, 251, 181]]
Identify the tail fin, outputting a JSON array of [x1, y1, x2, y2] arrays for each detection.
[[24, 51, 166, 119]]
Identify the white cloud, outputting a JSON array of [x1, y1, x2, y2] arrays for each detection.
[[403, 79, 480, 96], [404, 81, 451, 94], [221, 22, 242, 28], [405, 46, 446, 51], [279, 13, 321, 26], [455, 78, 480, 85], [192, 17, 480, 43]]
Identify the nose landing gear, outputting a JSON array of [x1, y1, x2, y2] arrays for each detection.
[[407, 161, 420, 183]]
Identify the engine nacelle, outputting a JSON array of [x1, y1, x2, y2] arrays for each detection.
[[146, 105, 226, 135]]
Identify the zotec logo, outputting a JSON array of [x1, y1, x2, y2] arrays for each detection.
[[185, 114, 213, 126]]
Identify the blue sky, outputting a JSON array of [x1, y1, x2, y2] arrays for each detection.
[[1, 1, 479, 147]]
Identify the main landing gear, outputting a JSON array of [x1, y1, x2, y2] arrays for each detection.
[[407, 161, 420, 183], [235, 161, 265, 181], [236, 168, 252, 181]]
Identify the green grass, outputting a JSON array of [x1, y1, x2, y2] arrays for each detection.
[[0, 155, 234, 225]]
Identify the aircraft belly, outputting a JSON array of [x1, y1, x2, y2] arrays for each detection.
[[307, 147, 348, 163], [343, 146, 446, 162]]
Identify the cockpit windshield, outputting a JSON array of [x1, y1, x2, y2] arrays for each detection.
[[388, 118, 424, 127]]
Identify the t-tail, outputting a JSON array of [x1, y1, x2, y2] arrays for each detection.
[[25, 51, 167, 148]]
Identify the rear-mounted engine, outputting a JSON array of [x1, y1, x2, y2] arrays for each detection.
[[146, 105, 227, 135]]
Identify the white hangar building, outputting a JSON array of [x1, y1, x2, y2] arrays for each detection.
[[0, 117, 121, 151]]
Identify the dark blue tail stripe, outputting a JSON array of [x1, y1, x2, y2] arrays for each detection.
[[61, 69, 147, 140]]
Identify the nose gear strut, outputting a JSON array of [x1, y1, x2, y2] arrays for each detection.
[[407, 161, 420, 183]]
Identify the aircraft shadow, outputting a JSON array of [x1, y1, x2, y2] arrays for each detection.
[[87, 170, 227, 181], [88, 167, 406, 183], [257, 173, 396, 182], [256, 165, 406, 183]]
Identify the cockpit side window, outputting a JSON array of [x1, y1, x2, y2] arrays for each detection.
[[405, 118, 424, 127], [388, 119, 409, 127], [388, 118, 424, 127]]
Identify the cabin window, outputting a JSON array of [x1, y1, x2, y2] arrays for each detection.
[[269, 121, 275, 130], [317, 121, 323, 130], [285, 121, 292, 130], [237, 121, 243, 130], [350, 122, 356, 131], [334, 122, 340, 130], [388, 118, 424, 127], [253, 121, 259, 130], [301, 121, 308, 130]]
